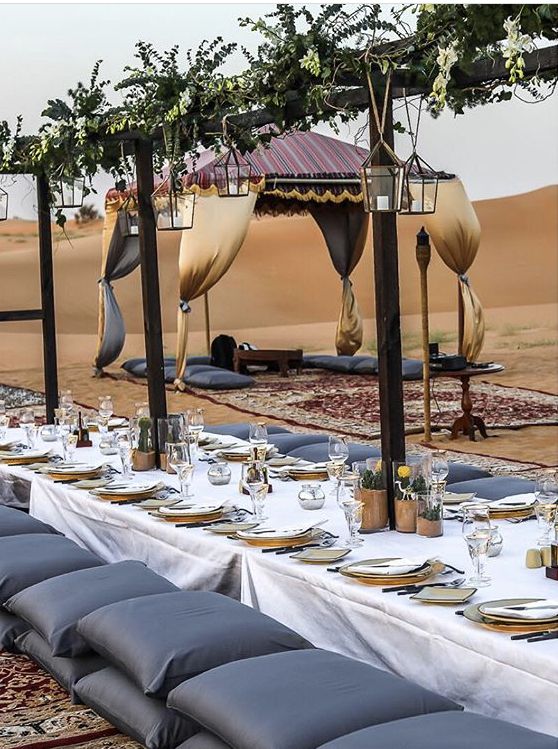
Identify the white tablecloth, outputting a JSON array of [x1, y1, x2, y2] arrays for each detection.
[[14, 428, 558, 736]]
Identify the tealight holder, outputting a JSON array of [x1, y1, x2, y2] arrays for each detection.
[[207, 461, 232, 486]]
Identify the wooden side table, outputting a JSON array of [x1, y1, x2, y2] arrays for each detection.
[[233, 348, 303, 378], [430, 364, 505, 441]]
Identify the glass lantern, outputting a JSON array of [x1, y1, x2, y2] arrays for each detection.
[[360, 140, 405, 213], [151, 173, 195, 231], [0, 187, 7, 221], [117, 192, 139, 238], [51, 176, 85, 209], [214, 147, 252, 198], [399, 153, 439, 215]]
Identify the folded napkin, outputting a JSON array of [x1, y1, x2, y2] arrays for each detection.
[[489, 495, 536, 509], [346, 558, 428, 576], [239, 521, 326, 539], [158, 503, 223, 516], [482, 600, 558, 620]]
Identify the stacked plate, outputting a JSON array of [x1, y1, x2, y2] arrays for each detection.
[[91, 482, 162, 501], [338, 557, 433, 586], [235, 524, 321, 548], [275, 464, 329, 481], [463, 598, 558, 633], [216, 446, 277, 462], [0, 449, 51, 465], [45, 463, 105, 481], [152, 503, 225, 523], [487, 497, 536, 520], [442, 492, 477, 505]]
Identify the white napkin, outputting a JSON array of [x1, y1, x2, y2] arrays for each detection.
[[239, 521, 326, 539], [346, 558, 427, 576], [99, 482, 159, 494], [158, 503, 223, 515], [482, 600, 558, 620], [489, 495, 536, 509]]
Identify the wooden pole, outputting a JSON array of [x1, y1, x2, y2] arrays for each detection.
[[368, 88, 406, 530], [416, 228, 432, 441], [134, 137, 167, 455], [204, 292, 211, 356], [36, 173, 59, 423]]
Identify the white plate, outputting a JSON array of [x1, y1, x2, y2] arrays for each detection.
[[157, 503, 224, 516], [1, 449, 51, 460], [344, 557, 428, 577], [236, 524, 321, 540], [93, 482, 160, 496], [48, 463, 104, 475]]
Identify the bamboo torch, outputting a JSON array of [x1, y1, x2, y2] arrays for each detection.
[[204, 292, 211, 356], [416, 227, 432, 441]]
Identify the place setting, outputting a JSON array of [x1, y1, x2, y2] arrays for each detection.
[[461, 598, 558, 638]]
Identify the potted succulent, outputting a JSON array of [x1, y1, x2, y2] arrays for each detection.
[[393, 462, 428, 533], [356, 461, 388, 532], [416, 492, 444, 538], [132, 416, 156, 471]]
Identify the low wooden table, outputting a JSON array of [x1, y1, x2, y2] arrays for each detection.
[[233, 348, 303, 378], [430, 363, 505, 441]]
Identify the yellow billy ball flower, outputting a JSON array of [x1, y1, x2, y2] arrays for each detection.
[[397, 465, 412, 479]]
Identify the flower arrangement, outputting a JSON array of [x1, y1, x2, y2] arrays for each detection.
[[394, 463, 428, 500]]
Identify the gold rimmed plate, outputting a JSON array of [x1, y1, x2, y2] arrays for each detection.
[[339, 557, 433, 586], [290, 547, 351, 564], [1, 450, 51, 465], [287, 470, 328, 481], [411, 587, 477, 605], [235, 530, 315, 548], [92, 482, 162, 501], [155, 509, 225, 524], [477, 598, 558, 625], [443, 492, 477, 505], [204, 521, 260, 535], [463, 598, 558, 633]]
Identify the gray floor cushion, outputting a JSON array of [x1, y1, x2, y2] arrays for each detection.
[[15, 630, 106, 703], [185, 368, 255, 390], [0, 608, 29, 651], [268, 433, 330, 452], [176, 734, 232, 749], [0, 506, 59, 536], [74, 666, 196, 749], [402, 358, 424, 380], [444, 463, 492, 484], [0, 473, 32, 510], [77, 591, 312, 699], [352, 357, 379, 374], [447, 476, 535, 500], [6, 560, 178, 657], [315, 712, 558, 749], [167, 649, 461, 749], [289, 442, 382, 463], [207, 424, 291, 439], [302, 355, 374, 373], [0, 534, 104, 605]]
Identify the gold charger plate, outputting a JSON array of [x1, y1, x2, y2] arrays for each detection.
[[237, 531, 314, 548], [411, 587, 477, 605], [94, 486, 160, 501], [287, 470, 328, 481], [204, 521, 260, 535], [48, 469, 103, 481], [488, 508, 534, 520], [3, 454, 50, 466], [154, 509, 225, 523], [477, 598, 558, 625], [219, 451, 251, 462], [290, 547, 351, 564], [463, 598, 558, 633], [339, 557, 433, 586]]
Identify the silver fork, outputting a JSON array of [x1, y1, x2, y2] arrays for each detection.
[[396, 577, 466, 595]]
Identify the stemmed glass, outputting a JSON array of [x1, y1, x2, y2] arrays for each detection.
[[117, 431, 134, 480], [327, 436, 349, 501], [60, 390, 74, 415], [20, 409, 37, 449], [338, 478, 363, 548], [534, 474, 558, 547], [241, 461, 268, 521], [168, 442, 195, 500], [431, 450, 449, 492], [98, 396, 114, 434], [249, 422, 268, 461], [0, 413, 9, 442], [182, 409, 204, 461], [462, 505, 491, 587]]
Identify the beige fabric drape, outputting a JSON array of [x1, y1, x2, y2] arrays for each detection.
[[425, 179, 485, 361], [175, 192, 257, 387]]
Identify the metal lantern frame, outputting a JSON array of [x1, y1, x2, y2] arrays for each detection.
[[117, 191, 140, 237], [51, 175, 85, 209], [214, 146, 252, 198], [360, 139, 405, 213], [399, 152, 439, 216], [151, 172, 196, 232], [0, 186, 7, 221]]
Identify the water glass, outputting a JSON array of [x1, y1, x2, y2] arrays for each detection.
[[241, 461, 268, 521], [117, 432, 134, 480], [181, 409, 204, 460], [431, 450, 449, 489], [249, 422, 268, 461], [60, 390, 74, 414], [326, 460, 346, 500], [168, 442, 194, 499], [534, 474, 558, 546], [462, 505, 491, 587], [0, 414, 10, 441], [64, 431, 78, 462], [328, 435, 349, 465], [98, 395, 114, 433]]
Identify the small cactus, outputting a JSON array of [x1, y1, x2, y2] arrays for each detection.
[[137, 417, 152, 453]]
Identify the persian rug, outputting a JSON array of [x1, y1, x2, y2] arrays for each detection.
[[0, 384, 45, 412], [0, 650, 141, 749]]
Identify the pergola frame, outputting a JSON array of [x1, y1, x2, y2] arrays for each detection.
[[2, 43, 556, 516]]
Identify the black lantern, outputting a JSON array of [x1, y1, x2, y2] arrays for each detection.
[[117, 192, 139, 238], [0, 187, 7, 221], [51, 176, 85, 209], [214, 147, 252, 198], [151, 172, 195, 231], [399, 153, 439, 215], [360, 140, 405, 213]]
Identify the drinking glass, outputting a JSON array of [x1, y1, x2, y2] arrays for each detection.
[[0, 400, 6, 415], [534, 475, 558, 546], [117, 432, 134, 480], [181, 409, 204, 460], [326, 460, 346, 500], [168, 442, 194, 499], [431, 450, 449, 489], [65, 431, 78, 463], [0, 413, 9, 441], [328, 435, 349, 465], [20, 409, 36, 449], [249, 422, 268, 461], [462, 505, 491, 587], [338, 480, 363, 547], [60, 390, 74, 415], [241, 461, 268, 521], [98, 396, 114, 433]]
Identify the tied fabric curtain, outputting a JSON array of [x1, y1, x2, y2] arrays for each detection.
[[309, 203, 369, 355], [94, 199, 140, 373], [174, 192, 257, 387], [425, 179, 485, 361]]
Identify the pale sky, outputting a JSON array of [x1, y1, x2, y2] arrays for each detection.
[[1, 2, 557, 218]]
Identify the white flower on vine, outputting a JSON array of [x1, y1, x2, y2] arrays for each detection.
[[430, 41, 459, 111], [502, 15, 533, 83], [300, 48, 321, 77]]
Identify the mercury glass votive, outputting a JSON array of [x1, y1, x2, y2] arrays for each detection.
[[207, 461, 231, 486], [40, 424, 58, 442]]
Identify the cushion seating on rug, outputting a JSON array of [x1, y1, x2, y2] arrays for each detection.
[[315, 712, 557, 749], [176, 734, 232, 749], [401, 358, 424, 381], [207, 424, 291, 439], [77, 591, 312, 699], [268, 433, 331, 452], [0, 505, 59, 536], [289, 442, 382, 464], [405, 457, 491, 485], [185, 367, 255, 390], [0, 473, 32, 510], [0, 534, 104, 605], [122, 357, 178, 377], [445, 476, 535, 500], [74, 666, 196, 749], [167, 649, 461, 749], [15, 629, 107, 703], [6, 560, 179, 657], [0, 608, 29, 651], [301, 355, 376, 374]]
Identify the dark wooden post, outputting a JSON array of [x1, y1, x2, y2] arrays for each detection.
[[369, 89, 406, 530], [36, 173, 59, 422], [134, 137, 167, 454]]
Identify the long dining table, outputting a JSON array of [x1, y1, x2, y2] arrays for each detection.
[[1, 427, 556, 736]]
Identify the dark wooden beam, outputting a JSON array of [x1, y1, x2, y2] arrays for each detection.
[[0, 309, 43, 322], [134, 137, 167, 453], [36, 173, 59, 423], [369, 90, 406, 530]]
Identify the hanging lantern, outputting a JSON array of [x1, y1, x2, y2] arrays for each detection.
[[117, 192, 139, 237], [214, 147, 252, 198], [360, 140, 405, 213], [399, 153, 439, 215], [0, 187, 7, 221], [51, 176, 85, 209], [151, 172, 195, 231]]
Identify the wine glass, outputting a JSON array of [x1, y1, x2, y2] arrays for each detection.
[[326, 460, 346, 501], [117, 431, 134, 480], [168, 442, 194, 500], [182, 409, 204, 460], [328, 435, 349, 465], [338, 479, 363, 547], [0, 413, 9, 442], [249, 422, 268, 461], [241, 461, 268, 521], [20, 409, 36, 449], [65, 431, 78, 463], [534, 474, 558, 547], [98, 396, 114, 434], [462, 505, 491, 587], [431, 450, 449, 491], [60, 390, 74, 415]]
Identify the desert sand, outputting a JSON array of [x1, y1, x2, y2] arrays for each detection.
[[0, 185, 556, 466]]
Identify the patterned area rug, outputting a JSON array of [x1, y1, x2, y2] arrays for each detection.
[[0, 384, 45, 412], [0, 650, 141, 749], [184, 371, 558, 440]]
